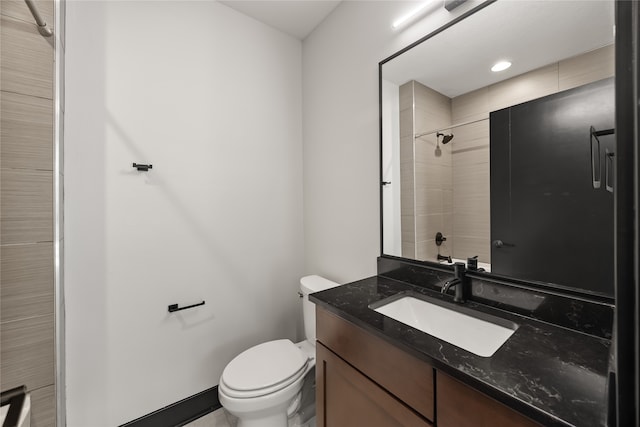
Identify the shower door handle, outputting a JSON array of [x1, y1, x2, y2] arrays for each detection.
[[493, 240, 515, 248], [590, 126, 602, 189], [590, 126, 615, 190], [605, 149, 615, 193]]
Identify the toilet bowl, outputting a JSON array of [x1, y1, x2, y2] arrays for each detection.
[[218, 276, 340, 427]]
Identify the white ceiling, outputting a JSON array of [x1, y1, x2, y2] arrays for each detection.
[[218, 0, 342, 40], [383, 0, 615, 98], [218, 1, 615, 95]]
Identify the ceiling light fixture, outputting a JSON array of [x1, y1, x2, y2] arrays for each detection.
[[491, 61, 512, 72], [392, 1, 434, 30]]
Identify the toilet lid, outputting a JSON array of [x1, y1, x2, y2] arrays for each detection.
[[221, 339, 308, 394]]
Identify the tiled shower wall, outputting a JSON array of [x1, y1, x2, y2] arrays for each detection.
[[400, 44, 614, 264], [1, 0, 58, 425], [450, 44, 614, 263], [399, 81, 453, 260], [399, 82, 416, 258]]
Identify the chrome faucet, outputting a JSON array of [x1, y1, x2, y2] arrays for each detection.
[[440, 262, 468, 303]]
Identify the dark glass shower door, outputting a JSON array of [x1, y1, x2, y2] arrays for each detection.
[[490, 77, 615, 296]]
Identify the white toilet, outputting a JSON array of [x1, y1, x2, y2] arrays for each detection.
[[218, 275, 341, 427]]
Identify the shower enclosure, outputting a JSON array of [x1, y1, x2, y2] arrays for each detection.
[[490, 77, 615, 295]]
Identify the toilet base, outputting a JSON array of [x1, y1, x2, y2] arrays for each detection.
[[219, 369, 307, 427], [236, 412, 288, 427]]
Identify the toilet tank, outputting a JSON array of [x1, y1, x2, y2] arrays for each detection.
[[300, 275, 341, 343]]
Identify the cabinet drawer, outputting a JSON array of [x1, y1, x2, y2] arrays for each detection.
[[316, 308, 434, 421], [317, 343, 432, 427]]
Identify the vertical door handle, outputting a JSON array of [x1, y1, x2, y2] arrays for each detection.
[[605, 149, 615, 193], [590, 126, 601, 189]]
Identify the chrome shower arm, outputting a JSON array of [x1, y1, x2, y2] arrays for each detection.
[[24, 0, 53, 37]]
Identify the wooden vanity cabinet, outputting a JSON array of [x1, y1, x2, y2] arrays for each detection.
[[316, 308, 434, 426], [437, 371, 541, 427], [316, 343, 432, 427], [316, 307, 541, 427]]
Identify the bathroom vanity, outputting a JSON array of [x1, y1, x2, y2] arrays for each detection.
[[311, 261, 612, 427], [315, 309, 539, 427], [360, 0, 620, 424]]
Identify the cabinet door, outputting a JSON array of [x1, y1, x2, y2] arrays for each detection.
[[316, 308, 434, 421], [316, 343, 432, 427], [437, 372, 541, 427]]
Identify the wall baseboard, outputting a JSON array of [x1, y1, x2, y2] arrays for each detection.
[[119, 386, 220, 427]]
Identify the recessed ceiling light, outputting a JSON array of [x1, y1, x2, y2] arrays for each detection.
[[392, 1, 434, 30], [491, 61, 512, 72]]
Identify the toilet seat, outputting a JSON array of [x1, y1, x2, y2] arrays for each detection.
[[220, 339, 309, 399]]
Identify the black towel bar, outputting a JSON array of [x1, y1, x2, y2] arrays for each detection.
[[168, 301, 205, 313]]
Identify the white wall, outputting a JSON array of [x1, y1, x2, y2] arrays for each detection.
[[381, 79, 401, 255], [302, 1, 483, 283], [64, 2, 303, 425]]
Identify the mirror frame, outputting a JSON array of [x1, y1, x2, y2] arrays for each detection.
[[377, 0, 616, 305]]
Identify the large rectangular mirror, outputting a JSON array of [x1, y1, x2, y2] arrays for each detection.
[[381, 0, 615, 298]]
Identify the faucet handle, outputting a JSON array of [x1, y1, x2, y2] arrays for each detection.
[[453, 262, 466, 276], [440, 263, 468, 303]]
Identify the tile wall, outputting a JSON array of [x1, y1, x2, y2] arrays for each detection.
[[399, 81, 416, 258], [450, 44, 614, 263], [0, 0, 57, 425], [399, 81, 453, 260], [399, 44, 614, 264]]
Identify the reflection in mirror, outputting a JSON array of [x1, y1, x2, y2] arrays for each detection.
[[381, 0, 615, 296]]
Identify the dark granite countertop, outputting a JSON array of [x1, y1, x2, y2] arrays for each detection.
[[310, 275, 611, 427]]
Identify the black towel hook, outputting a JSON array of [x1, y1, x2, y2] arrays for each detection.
[[133, 163, 153, 172]]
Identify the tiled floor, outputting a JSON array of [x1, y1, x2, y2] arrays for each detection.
[[184, 408, 316, 427], [184, 408, 237, 427]]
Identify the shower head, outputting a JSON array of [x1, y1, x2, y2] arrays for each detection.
[[437, 132, 454, 145]]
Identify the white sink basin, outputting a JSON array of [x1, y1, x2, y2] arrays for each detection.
[[372, 295, 518, 357]]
